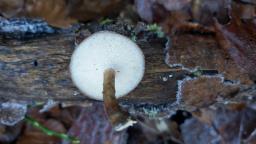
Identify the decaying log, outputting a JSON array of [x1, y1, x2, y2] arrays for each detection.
[[0, 20, 187, 112], [0, 19, 254, 119]]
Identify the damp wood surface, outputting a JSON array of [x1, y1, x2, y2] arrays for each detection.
[[0, 22, 184, 106]]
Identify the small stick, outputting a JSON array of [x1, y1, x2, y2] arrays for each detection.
[[103, 68, 136, 131]]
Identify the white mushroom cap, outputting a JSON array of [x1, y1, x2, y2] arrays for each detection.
[[70, 31, 145, 100]]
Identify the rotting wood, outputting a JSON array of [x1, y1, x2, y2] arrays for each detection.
[[0, 21, 185, 109], [0, 20, 255, 119]]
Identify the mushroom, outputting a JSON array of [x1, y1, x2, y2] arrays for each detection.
[[70, 31, 145, 131]]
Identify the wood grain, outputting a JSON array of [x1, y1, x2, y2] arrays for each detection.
[[0, 22, 184, 108]]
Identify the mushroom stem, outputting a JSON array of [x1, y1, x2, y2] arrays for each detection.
[[103, 68, 137, 131]]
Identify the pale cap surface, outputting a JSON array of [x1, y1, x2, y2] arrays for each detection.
[[70, 31, 145, 100]]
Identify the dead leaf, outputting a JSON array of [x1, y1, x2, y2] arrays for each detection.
[[0, 0, 24, 18], [17, 119, 66, 144], [135, 0, 191, 22], [182, 104, 256, 144], [214, 2, 256, 81], [0, 0, 124, 28], [166, 33, 253, 84], [135, 0, 230, 30], [63, 103, 127, 144], [178, 76, 239, 110], [68, 0, 123, 21], [23, 0, 76, 28], [0, 123, 23, 143], [181, 117, 220, 144]]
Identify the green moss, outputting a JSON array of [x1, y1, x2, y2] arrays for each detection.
[[99, 18, 113, 25], [192, 68, 203, 77], [146, 23, 165, 38]]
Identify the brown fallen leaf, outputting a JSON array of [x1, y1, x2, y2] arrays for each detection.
[[191, 0, 231, 25], [214, 2, 256, 81], [44, 105, 81, 128], [182, 104, 256, 144], [135, 0, 231, 33], [0, 123, 23, 143], [236, 3, 256, 19], [166, 32, 253, 84], [17, 119, 67, 144], [0, 0, 124, 28], [135, 0, 191, 23], [0, 0, 24, 18], [178, 76, 240, 110], [63, 103, 127, 144], [23, 0, 76, 28], [181, 116, 220, 144], [67, 0, 124, 22]]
